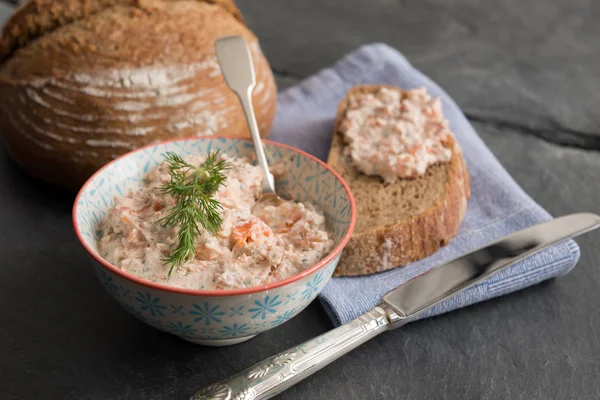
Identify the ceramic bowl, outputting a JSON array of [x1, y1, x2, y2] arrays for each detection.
[[73, 137, 355, 346]]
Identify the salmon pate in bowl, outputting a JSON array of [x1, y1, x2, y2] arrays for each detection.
[[73, 137, 355, 346]]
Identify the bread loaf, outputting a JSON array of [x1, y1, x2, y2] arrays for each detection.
[[0, 0, 277, 190], [328, 85, 471, 276]]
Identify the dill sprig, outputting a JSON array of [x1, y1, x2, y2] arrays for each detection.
[[159, 151, 230, 278]]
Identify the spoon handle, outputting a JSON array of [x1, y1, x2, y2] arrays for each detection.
[[215, 36, 275, 193]]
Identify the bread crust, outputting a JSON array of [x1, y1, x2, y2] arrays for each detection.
[[328, 85, 471, 276], [0, 0, 244, 62], [0, 0, 276, 191]]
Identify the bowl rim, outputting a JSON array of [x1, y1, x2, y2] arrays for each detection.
[[73, 136, 356, 297]]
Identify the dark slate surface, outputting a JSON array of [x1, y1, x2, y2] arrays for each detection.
[[242, 0, 600, 149], [2, 1, 600, 399]]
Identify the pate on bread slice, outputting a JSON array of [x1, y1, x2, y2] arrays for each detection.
[[327, 85, 471, 276]]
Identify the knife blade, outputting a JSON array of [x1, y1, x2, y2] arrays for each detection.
[[191, 213, 600, 400], [382, 212, 600, 322]]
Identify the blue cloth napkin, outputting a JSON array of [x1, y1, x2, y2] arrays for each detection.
[[269, 43, 580, 327]]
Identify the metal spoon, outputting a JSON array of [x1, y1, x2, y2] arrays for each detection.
[[215, 35, 282, 208]]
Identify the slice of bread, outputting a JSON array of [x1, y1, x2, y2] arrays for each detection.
[[328, 85, 471, 276]]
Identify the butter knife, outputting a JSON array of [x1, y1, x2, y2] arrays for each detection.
[[192, 213, 600, 400]]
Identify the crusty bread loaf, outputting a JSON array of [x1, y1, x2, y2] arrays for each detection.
[[328, 85, 471, 276], [0, 0, 277, 190]]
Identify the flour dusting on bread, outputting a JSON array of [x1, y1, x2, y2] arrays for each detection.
[[0, 0, 278, 190]]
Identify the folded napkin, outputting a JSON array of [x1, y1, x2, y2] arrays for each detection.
[[270, 43, 580, 326]]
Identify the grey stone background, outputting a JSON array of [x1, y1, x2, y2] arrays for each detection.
[[1, 1, 600, 399]]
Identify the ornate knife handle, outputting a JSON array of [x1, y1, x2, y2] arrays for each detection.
[[191, 306, 396, 400]]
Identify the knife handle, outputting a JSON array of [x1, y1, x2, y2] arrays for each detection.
[[190, 306, 393, 400]]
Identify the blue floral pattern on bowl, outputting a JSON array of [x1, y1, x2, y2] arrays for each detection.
[[74, 138, 354, 346]]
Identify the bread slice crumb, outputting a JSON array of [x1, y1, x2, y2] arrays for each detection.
[[327, 85, 471, 276]]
